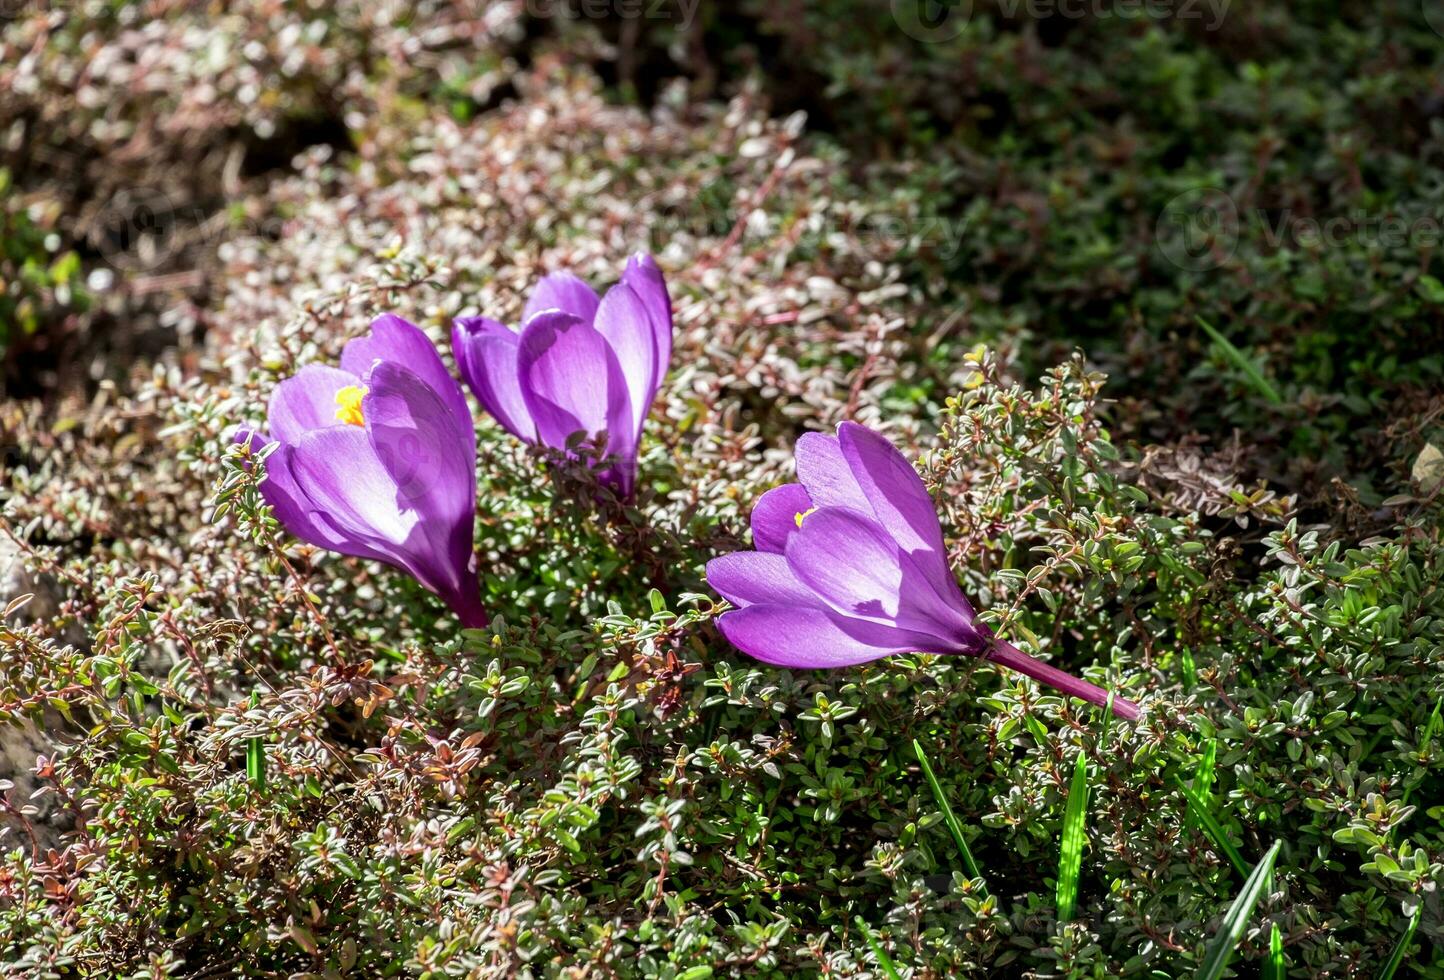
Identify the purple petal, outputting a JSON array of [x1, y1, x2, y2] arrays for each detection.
[[517, 310, 634, 459], [236, 430, 376, 556], [364, 361, 476, 511], [452, 317, 535, 441], [837, 421, 973, 616], [795, 432, 870, 512], [705, 552, 818, 609], [620, 252, 673, 389], [287, 425, 420, 553], [592, 282, 659, 440], [523, 271, 601, 324], [717, 604, 945, 669], [341, 314, 472, 436], [785, 507, 974, 645], [267, 365, 360, 443], [749, 483, 814, 554], [363, 361, 478, 603]]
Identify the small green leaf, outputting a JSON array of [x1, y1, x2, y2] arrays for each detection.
[[1195, 839, 1282, 980]]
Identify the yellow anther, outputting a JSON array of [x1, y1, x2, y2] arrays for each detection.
[[334, 385, 368, 427], [794, 506, 818, 529]]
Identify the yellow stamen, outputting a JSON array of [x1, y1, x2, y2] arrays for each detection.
[[334, 385, 368, 427], [794, 506, 818, 529]]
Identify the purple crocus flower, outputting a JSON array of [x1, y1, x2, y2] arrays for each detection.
[[451, 254, 673, 498], [705, 422, 1140, 720], [238, 314, 487, 629]]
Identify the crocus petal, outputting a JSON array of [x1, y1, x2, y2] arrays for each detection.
[[523, 271, 601, 324], [717, 604, 945, 669], [749, 483, 814, 554], [267, 365, 360, 443], [287, 425, 420, 553], [837, 420, 974, 616], [452, 317, 536, 441], [592, 281, 658, 440], [363, 361, 480, 610], [235, 429, 374, 557], [517, 310, 634, 458], [341, 314, 472, 436], [620, 252, 673, 392], [795, 432, 871, 513], [785, 507, 974, 644], [705, 552, 818, 609], [363, 361, 476, 514]]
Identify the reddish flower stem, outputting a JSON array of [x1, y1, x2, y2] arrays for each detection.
[[984, 639, 1141, 721]]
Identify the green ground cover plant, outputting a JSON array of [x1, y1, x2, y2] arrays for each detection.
[[0, 1, 1442, 976]]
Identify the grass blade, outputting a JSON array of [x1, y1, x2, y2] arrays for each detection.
[[246, 736, 266, 789], [1195, 839, 1282, 980], [246, 691, 266, 791], [912, 739, 987, 895], [1378, 902, 1422, 980], [1185, 739, 1217, 830], [1401, 696, 1442, 809], [855, 915, 903, 980], [1056, 751, 1090, 923], [1175, 777, 1249, 879], [1262, 922, 1285, 980], [1197, 317, 1284, 405]]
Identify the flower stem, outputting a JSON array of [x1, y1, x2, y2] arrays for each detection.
[[984, 639, 1140, 720]]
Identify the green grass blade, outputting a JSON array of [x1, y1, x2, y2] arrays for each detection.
[[1186, 739, 1217, 830], [1378, 902, 1423, 980], [246, 691, 265, 791], [1194, 839, 1282, 980], [1197, 317, 1284, 405], [1401, 696, 1442, 809], [912, 739, 987, 895], [1175, 777, 1250, 879], [1056, 751, 1090, 923], [246, 736, 266, 789], [1262, 922, 1285, 980], [855, 915, 903, 980]]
